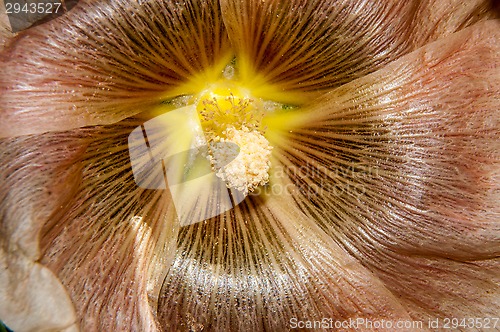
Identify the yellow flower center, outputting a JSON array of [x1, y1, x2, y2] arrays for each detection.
[[155, 60, 297, 196], [190, 67, 276, 194], [195, 83, 264, 138]]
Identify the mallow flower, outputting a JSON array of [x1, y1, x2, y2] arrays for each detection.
[[0, 0, 499, 330]]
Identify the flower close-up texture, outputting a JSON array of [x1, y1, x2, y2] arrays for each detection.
[[0, 0, 499, 331]]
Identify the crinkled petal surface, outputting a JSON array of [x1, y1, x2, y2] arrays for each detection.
[[0, 247, 78, 331], [0, 0, 230, 138], [409, 0, 499, 47], [0, 0, 499, 331], [270, 20, 500, 321]]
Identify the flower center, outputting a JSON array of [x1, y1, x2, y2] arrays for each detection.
[[193, 82, 273, 195]]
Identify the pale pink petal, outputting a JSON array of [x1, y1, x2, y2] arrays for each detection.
[[269, 20, 500, 319], [410, 0, 499, 48], [0, 249, 78, 331], [37, 119, 178, 330], [0, 0, 230, 138]]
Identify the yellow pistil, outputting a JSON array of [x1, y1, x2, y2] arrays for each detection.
[[196, 84, 265, 137], [193, 81, 273, 194]]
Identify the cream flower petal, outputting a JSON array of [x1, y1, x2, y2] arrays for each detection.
[[0, 248, 78, 331], [35, 119, 179, 330], [219, 0, 414, 103], [0, 0, 230, 138], [157, 190, 413, 330], [410, 0, 499, 48], [270, 19, 500, 319], [0, 0, 14, 51]]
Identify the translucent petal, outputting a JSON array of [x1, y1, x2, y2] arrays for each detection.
[[220, 0, 414, 103], [0, 133, 85, 330], [0, 0, 230, 138], [0, 133, 85, 259], [269, 20, 500, 318]]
